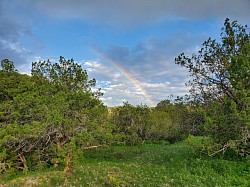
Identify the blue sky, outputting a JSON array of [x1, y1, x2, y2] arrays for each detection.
[[1, 0, 249, 106]]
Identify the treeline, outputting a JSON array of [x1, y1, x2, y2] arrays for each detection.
[[111, 99, 204, 146], [0, 18, 249, 175]]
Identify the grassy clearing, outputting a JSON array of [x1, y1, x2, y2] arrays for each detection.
[[1, 137, 249, 187]]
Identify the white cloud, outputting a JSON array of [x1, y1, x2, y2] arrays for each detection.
[[84, 60, 101, 68], [84, 61, 94, 67], [113, 73, 122, 79], [110, 84, 124, 88]]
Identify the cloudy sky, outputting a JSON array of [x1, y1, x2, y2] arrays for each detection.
[[1, 0, 249, 106]]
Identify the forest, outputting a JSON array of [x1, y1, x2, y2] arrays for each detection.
[[0, 19, 249, 186]]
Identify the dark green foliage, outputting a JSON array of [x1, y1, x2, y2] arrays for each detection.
[[175, 18, 250, 156], [111, 103, 150, 145], [1, 59, 16, 73], [0, 71, 31, 102], [155, 99, 172, 112], [155, 98, 205, 142], [0, 57, 111, 174], [110, 99, 204, 146], [145, 109, 172, 142]]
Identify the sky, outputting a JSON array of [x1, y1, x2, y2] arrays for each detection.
[[0, 0, 249, 107]]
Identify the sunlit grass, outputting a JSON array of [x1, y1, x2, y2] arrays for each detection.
[[1, 137, 249, 187]]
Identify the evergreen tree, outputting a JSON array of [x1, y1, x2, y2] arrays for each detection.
[[175, 18, 250, 156]]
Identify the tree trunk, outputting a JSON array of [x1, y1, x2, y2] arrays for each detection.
[[18, 153, 28, 172], [63, 153, 71, 175]]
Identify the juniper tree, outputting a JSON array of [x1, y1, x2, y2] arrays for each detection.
[[175, 18, 250, 156]]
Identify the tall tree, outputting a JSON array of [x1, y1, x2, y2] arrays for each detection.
[[175, 18, 250, 156], [175, 18, 249, 106]]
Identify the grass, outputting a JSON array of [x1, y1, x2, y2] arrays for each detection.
[[1, 137, 249, 187]]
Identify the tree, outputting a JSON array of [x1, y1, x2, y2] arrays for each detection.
[[1, 59, 16, 72], [0, 57, 111, 174], [156, 97, 204, 143], [31, 56, 102, 97], [0, 70, 31, 102], [145, 109, 173, 142], [175, 18, 250, 156], [155, 99, 172, 112], [111, 103, 150, 145], [176, 18, 249, 105]]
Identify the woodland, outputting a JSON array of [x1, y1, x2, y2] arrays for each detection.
[[0, 19, 249, 186]]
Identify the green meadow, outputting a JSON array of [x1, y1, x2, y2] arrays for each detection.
[[1, 137, 249, 187]]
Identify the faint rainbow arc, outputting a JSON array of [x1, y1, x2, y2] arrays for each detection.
[[92, 47, 155, 106]]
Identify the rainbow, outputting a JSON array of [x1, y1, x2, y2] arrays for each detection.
[[92, 47, 155, 106]]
